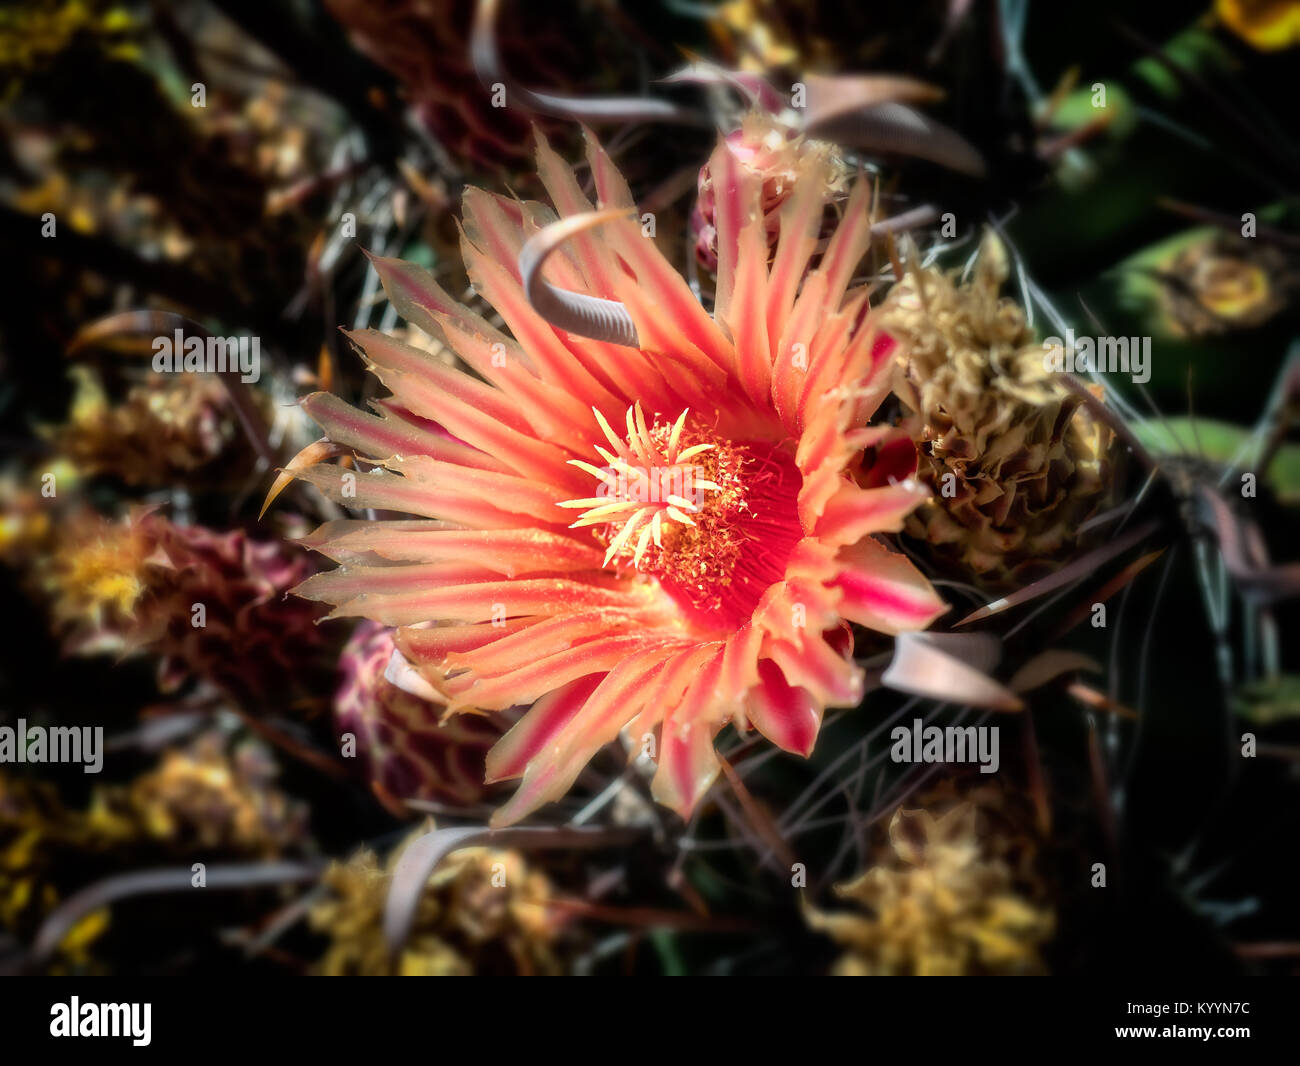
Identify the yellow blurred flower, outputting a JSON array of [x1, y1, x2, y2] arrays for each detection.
[[310, 833, 562, 976], [1157, 232, 1294, 336], [1216, 0, 1300, 50], [807, 781, 1054, 976]]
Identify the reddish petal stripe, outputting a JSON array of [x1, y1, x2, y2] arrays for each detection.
[[350, 335, 585, 489], [798, 293, 869, 418], [388, 456, 573, 527], [490, 647, 675, 824], [584, 128, 733, 372], [300, 575, 641, 628], [795, 307, 856, 420], [833, 537, 949, 635], [614, 235, 735, 374], [710, 138, 747, 328], [462, 187, 529, 281], [365, 252, 521, 359], [745, 659, 823, 757], [816, 481, 931, 544], [296, 461, 560, 532], [462, 240, 622, 414], [293, 463, 476, 521], [294, 561, 515, 604], [609, 273, 734, 406], [371, 399, 514, 473], [657, 713, 722, 822], [651, 339, 732, 402], [300, 519, 449, 561], [364, 251, 476, 323], [818, 178, 873, 312], [303, 524, 604, 574], [581, 124, 637, 209], [446, 611, 652, 679], [366, 359, 574, 487], [346, 329, 531, 435], [433, 317, 594, 454], [651, 648, 725, 817], [731, 205, 774, 408], [546, 648, 683, 774], [365, 251, 459, 320], [752, 574, 838, 641], [561, 332, 676, 415], [718, 621, 763, 697], [846, 326, 899, 426], [773, 271, 829, 433], [623, 644, 718, 744], [766, 171, 827, 350], [768, 633, 864, 707], [450, 633, 677, 712], [396, 618, 545, 666], [301, 392, 458, 464], [485, 673, 605, 783], [794, 405, 847, 530], [533, 130, 623, 296]]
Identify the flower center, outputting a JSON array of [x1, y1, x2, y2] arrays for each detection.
[[561, 405, 804, 632]]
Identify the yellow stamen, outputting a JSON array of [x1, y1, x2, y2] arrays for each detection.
[[667, 408, 690, 461], [592, 407, 625, 456]]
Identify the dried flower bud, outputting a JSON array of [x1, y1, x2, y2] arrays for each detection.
[[881, 233, 1111, 586]]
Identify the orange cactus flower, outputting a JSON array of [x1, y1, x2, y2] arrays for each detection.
[[290, 127, 945, 825]]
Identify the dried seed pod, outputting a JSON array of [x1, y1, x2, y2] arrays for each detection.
[[880, 232, 1112, 587]]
